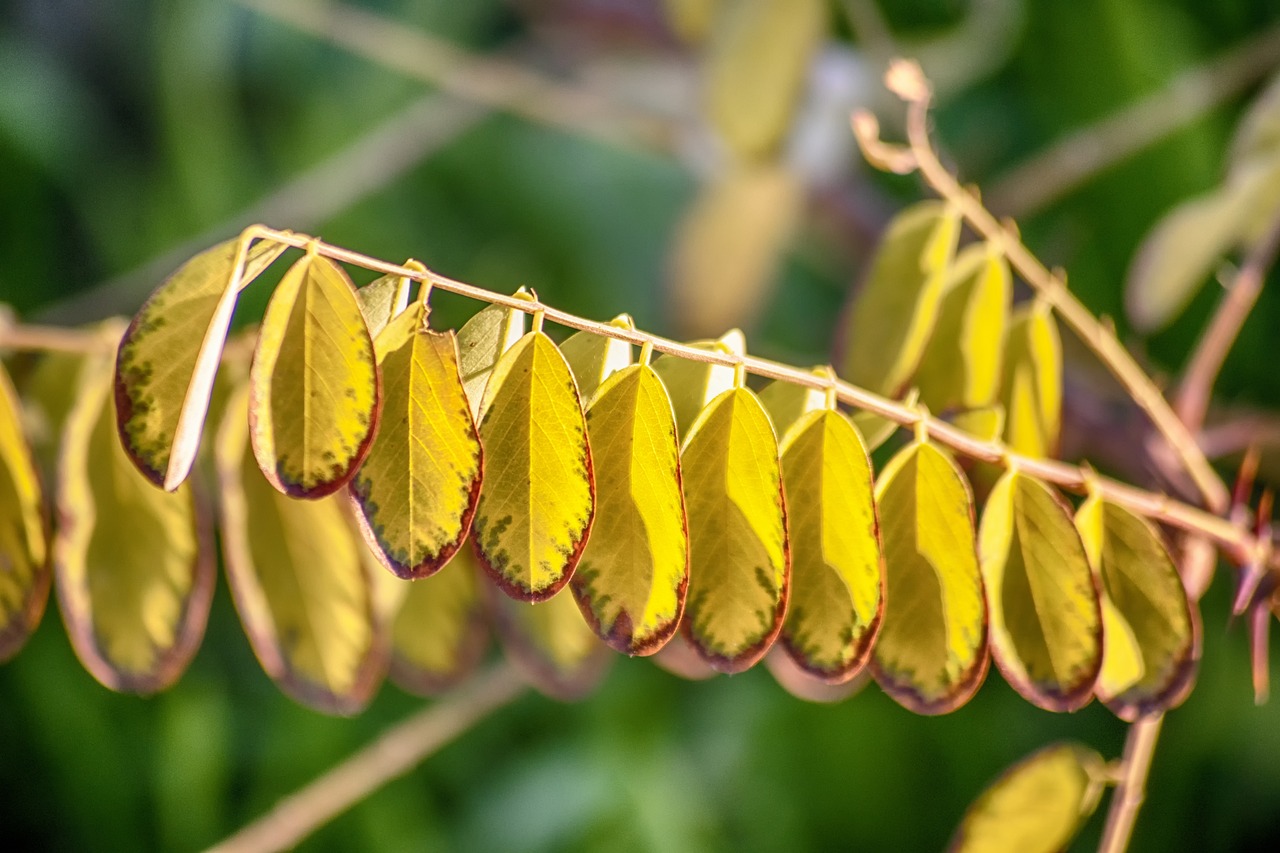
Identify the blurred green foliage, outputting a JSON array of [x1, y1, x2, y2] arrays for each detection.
[[4, 0, 1280, 850]]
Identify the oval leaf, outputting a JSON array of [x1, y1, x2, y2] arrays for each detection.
[[1000, 301, 1062, 459], [0, 361, 49, 661], [217, 385, 387, 714], [457, 292, 531, 420], [979, 472, 1101, 711], [116, 236, 286, 489], [758, 371, 825, 438], [1075, 495, 1197, 720], [571, 364, 689, 655], [948, 742, 1106, 853], [355, 271, 412, 339], [56, 352, 213, 692], [349, 301, 482, 578], [652, 329, 745, 441], [872, 441, 988, 714], [778, 408, 883, 682], [680, 386, 789, 673], [840, 201, 961, 396], [389, 541, 489, 696], [491, 588, 611, 700], [249, 252, 381, 498], [560, 316, 634, 405], [473, 331, 595, 602]]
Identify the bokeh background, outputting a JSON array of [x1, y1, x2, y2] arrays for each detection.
[[5, 0, 1280, 850]]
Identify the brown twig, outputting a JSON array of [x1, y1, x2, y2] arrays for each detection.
[[0, 318, 114, 354], [204, 663, 526, 853]]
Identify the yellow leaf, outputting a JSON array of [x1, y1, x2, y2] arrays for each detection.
[[355, 271, 411, 339], [667, 163, 803, 336], [350, 301, 482, 578], [389, 542, 489, 695], [55, 350, 213, 692], [681, 386, 789, 672], [913, 245, 1011, 411], [651, 328, 745, 440], [116, 236, 286, 489], [979, 472, 1101, 711], [560, 316, 634, 406], [456, 291, 532, 420], [778, 408, 882, 682], [473, 331, 595, 601], [249, 252, 381, 498], [661, 0, 722, 43], [704, 0, 826, 159], [948, 742, 1106, 853], [872, 440, 988, 714], [1075, 495, 1197, 720], [0, 360, 49, 661], [850, 409, 900, 452], [949, 405, 1005, 443], [1001, 301, 1061, 459], [571, 364, 689, 655], [840, 201, 961, 396], [492, 588, 610, 700], [216, 385, 387, 714]]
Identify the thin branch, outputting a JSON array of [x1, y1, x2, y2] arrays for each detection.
[[986, 23, 1280, 217], [1176, 212, 1280, 431], [244, 224, 1262, 564], [0, 319, 114, 354], [876, 60, 1230, 513], [1098, 716, 1164, 853], [205, 663, 526, 853]]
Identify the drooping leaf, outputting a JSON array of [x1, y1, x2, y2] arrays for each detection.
[[948, 742, 1106, 853], [850, 410, 900, 452], [651, 329, 745, 440], [1230, 71, 1280, 171], [560, 316, 634, 406], [0, 360, 49, 661], [491, 588, 611, 700], [1000, 301, 1062, 459], [778, 408, 882, 682], [979, 471, 1101, 711], [472, 331, 595, 601], [667, 163, 803, 336], [389, 541, 489, 696], [766, 648, 869, 704], [355, 271, 412, 339], [115, 236, 286, 490], [457, 290, 532, 420], [949, 405, 1005, 443], [704, 0, 826, 159], [652, 634, 719, 681], [571, 363, 689, 655], [758, 371, 825, 438], [249, 252, 381, 498], [839, 201, 961, 396], [913, 244, 1011, 411], [1075, 495, 1197, 720], [872, 440, 988, 714], [661, 0, 722, 43], [20, 350, 87, 469], [349, 301, 482, 578], [680, 387, 789, 672], [216, 385, 387, 714], [55, 351, 213, 692]]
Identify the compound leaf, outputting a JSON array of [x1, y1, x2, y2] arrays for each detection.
[[473, 331, 595, 601], [872, 440, 987, 714], [979, 472, 1101, 711], [0, 361, 49, 661], [349, 301, 482, 578], [571, 364, 689, 655], [1001, 301, 1062, 459], [681, 387, 789, 673]]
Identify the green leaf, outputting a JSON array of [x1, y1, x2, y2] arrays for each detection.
[[913, 244, 1011, 411], [1075, 495, 1197, 720], [355, 271, 412, 339], [473, 331, 595, 601], [571, 363, 689, 655], [1000, 301, 1061, 459], [492, 588, 611, 700], [249, 252, 382, 498], [456, 291, 532, 420], [850, 410, 900, 452], [216, 384, 387, 714], [651, 329, 745, 441], [840, 201, 961, 396], [560, 316, 635, 406], [758, 371, 825, 438], [56, 350, 213, 692], [115, 236, 286, 490], [681, 386, 789, 673], [778, 409, 882, 682], [349, 301, 482, 578], [704, 0, 826, 159], [0, 360, 49, 661], [388, 542, 489, 696], [872, 440, 988, 714], [979, 472, 1101, 711], [948, 742, 1106, 853]]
